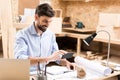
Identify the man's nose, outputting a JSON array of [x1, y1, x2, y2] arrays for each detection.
[[45, 23, 49, 27]]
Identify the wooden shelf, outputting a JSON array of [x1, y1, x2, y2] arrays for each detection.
[[62, 28, 96, 34]]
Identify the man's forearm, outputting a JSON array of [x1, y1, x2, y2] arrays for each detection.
[[28, 56, 50, 65]]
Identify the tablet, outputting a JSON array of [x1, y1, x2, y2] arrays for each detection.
[[62, 52, 74, 59]]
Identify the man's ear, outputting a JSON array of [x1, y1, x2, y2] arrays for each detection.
[[34, 14, 38, 20]]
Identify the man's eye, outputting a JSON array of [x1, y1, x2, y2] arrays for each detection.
[[42, 20, 52, 23], [43, 20, 48, 23]]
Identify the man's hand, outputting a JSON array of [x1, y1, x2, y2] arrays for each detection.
[[47, 50, 67, 62], [66, 61, 76, 70], [59, 59, 76, 70]]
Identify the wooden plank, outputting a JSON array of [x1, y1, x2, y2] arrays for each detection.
[[8, 28, 16, 58], [0, 0, 15, 58], [8, 0, 15, 59], [0, 0, 10, 58], [0, 28, 1, 40], [77, 37, 81, 56]]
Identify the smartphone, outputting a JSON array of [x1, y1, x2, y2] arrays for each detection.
[[62, 52, 74, 59]]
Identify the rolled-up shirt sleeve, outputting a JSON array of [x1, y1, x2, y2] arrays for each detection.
[[14, 33, 28, 59]]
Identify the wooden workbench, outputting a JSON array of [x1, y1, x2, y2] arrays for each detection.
[[56, 32, 120, 56]]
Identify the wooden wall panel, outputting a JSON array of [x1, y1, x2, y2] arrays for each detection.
[[18, 0, 39, 15], [52, 0, 120, 29], [0, 0, 13, 58]]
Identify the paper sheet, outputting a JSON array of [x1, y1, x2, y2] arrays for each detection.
[[74, 56, 112, 76], [46, 66, 73, 75]]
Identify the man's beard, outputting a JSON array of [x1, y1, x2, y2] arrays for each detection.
[[37, 25, 47, 32]]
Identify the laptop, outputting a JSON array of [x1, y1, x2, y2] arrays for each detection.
[[0, 59, 30, 80]]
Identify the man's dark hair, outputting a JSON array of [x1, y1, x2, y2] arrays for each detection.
[[35, 3, 55, 17]]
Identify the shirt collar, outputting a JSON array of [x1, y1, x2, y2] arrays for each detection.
[[30, 22, 38, 35], [30, 22, 48, 36]]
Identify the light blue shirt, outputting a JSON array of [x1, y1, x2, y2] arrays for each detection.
[[14, 23, 59, 71]]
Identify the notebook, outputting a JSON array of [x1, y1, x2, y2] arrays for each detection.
[[0, 59, 30, 80]]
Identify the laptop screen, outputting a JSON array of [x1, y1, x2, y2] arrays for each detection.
[[0, 59, 30, 80]]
